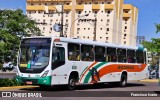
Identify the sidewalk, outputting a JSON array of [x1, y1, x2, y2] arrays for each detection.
[[0, 69, 16, 74]]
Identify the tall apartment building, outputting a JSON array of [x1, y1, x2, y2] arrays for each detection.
[[26, 0, 138, 46]]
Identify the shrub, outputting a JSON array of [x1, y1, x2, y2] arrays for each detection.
[[0, 78, 22, 87]]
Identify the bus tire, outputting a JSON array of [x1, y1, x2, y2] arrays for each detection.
[[39, 85, 46, 90], [68, 76, 76, 90], [120, 74, 127, 87]]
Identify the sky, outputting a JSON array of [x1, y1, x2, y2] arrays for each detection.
[[0, 0, 160, 44]]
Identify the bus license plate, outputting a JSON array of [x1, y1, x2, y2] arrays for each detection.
[[26, 81, 32, 85]]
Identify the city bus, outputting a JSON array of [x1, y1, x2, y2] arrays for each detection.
[[16, 36, 148, 90]]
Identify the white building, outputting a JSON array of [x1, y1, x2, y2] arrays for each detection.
[[26, 0, 138, 46]]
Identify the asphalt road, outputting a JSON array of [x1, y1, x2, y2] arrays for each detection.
[[0, 81, 160, 100]]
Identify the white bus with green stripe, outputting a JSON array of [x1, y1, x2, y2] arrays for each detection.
[[16, 36, 148, 90]]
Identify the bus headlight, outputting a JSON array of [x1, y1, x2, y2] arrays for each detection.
[[41, 70, 49, 78]]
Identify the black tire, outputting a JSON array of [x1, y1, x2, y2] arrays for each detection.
[[68, 76, 76, 90], [120, 74, 127, 87]]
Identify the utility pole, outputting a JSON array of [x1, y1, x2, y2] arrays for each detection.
[[93, 17, 97, 41], [60, 3, 64, 37]]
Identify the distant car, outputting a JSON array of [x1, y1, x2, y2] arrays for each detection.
[[2, 62, 14, 72]]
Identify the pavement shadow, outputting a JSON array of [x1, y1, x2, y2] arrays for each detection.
[[20, 82, 146, 91]]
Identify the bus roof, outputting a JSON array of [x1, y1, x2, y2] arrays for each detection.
[[22, 36, 147, 51]]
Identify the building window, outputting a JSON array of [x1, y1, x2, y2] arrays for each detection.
[[106, 37, 108, 40], [83, 36, 85, 38], [124, 34, 127, 37], [124, 41, 126, 44], [101, 11, 103, 13], [89, 11, 91, 13], [50, 27, 52, 31], [107, 19, 110, 23], [88, 28, 90, 30], [39, 3, 41, 5], [84, 28, 86, 30], [107, 28, 109, 31], [45, 3, 47, 5], [102, 2, 104, 4], [31, 4, 34, 5], [125, 11, 129, 13], [78, 11, 81, 14], [100, 28, 103, 30], [95, 11, 97, 14], [107, 11, 111, 14], [107, 2, 111, 4], [100, 37, 102, 39], [125, 26, 127, 29], [66, 11, 69, 14], [101, 19, 103, 22], [88, 36, 89, 39], [85, 11, 87, 13], [43, 27, 45, 30], [77, 28, 80, 31]]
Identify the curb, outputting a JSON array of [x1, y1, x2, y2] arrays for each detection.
[[0, 85, 39, 90], [139, 79, 159, 82]]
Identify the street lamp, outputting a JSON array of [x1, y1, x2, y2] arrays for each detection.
[[70, 14, 89, 38]]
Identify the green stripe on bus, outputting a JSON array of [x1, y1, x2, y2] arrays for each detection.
[[80, 66, 88, 77], [83, 62, 107, 83]]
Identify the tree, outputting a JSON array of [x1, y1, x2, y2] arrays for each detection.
[[155, 23, 160, 33], [142, 38, 160, 65], [0, 9, 41, 66], [142, 22, 160, 65]]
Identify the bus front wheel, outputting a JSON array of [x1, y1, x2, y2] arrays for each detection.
[[68, 76, 76, 90], [120, 74, 127, 87]]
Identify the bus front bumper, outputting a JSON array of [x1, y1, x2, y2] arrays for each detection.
[[16, 75, 51, 86]]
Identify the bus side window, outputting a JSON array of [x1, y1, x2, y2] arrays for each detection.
[[136, 50, 144, 63], [95, 46, 105, 62], [117, 48, 126, 63], [68, 43, 80, 61], [107, 47, 117, 62], [81, 45, 94, 61], [143, 51, 146, 64], [52, 47, 65, 70], [127, 50, 136, 63]]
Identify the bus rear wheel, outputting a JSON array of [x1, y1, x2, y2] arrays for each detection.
[[120, 74, 127, 87], [68, 76, 76, 90]]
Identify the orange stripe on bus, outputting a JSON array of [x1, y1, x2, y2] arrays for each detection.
[[90, 64, 147, 83], [79, 62, 97, 83], [99, 64, 146, 79]]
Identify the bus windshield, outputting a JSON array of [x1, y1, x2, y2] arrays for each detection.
[[19, 38, 51, 73]]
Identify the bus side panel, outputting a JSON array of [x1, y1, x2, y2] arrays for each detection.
[[51, 61, 82, 85]]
